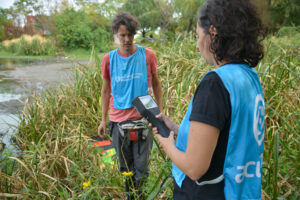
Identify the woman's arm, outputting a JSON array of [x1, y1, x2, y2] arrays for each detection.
[[156, 121, 220, 180]]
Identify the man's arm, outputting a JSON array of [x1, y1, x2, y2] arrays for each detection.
[[152, 72, 163, 111], [98, 78, 111, 137]]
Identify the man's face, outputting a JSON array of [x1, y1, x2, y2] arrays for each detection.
[[116, 25, 135, 52]]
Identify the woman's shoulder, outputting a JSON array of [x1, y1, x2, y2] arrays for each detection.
[[199, 72, 223, 88], [194, 72, 229, 105]]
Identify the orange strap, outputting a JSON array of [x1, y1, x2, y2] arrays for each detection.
[[93, 140, 111, 147]]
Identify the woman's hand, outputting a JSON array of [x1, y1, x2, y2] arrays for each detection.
[[153, 113, 179, 135], [149, 113, 177, 155], [155, 130, 175, 154]]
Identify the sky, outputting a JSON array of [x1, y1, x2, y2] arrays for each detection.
[[0, 0, 80, 10], [0, 0, 15, 9]]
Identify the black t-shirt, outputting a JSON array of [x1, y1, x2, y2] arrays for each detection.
[[173, 72, 231, 200]]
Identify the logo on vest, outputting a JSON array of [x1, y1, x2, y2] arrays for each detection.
[[115, 76, 121, 83], [115, 73, 143, 83], [235, 154, 263, 183], [253, 94, 265, 146]]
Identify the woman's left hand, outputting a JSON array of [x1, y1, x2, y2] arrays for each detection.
[[154, 129, 175, 155]]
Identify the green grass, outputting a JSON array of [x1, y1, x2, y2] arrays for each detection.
[[0, 29, 299, 199]]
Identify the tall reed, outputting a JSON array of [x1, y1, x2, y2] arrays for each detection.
[[0, 30, 299, 199], [258, 32, 300, 199], [2, 34, 56, 56]]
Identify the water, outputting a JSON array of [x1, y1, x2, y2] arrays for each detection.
[[0, 57, 88, 156]]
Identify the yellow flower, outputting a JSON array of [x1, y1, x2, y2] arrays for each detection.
[[100, 162, 114, 170], [122, 171, 134, 176], [82, 179, 91, 189]]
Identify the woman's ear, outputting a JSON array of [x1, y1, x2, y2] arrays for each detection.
[[209, 25, 217, 37]]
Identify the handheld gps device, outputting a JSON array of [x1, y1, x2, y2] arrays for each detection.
[[132, 95, 170, 138]]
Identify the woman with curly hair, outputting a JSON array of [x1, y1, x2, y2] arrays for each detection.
[[152, 0, 267, 199]]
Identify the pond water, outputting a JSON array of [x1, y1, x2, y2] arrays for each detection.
[[0, 57, 88, 156]]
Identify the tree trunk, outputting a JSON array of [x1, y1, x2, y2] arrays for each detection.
[[187, 17, 193, 33], [161, 24, 166, 41], [142, 29, 146, 38]]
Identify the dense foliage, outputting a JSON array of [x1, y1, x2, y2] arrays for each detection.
[[53, 9, 112, 51], [1, 0, 300, 49], [2, 34, 56, 55], [0, 0, 299, 199], [54, 9, 93, 50], [0, 28, 299, 199]]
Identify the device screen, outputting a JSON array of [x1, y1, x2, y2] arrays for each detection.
[[139, 95, 158, 109]]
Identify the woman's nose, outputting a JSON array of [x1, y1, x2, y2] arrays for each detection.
[[196, 42, 200, 51]]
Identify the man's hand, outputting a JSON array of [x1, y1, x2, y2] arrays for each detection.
[[98, 121, 107, 138]]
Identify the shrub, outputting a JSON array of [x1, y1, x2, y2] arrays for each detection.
[[44, 39, 56, 55], [54, 9, 93, 50], [30, 38, 42, 55], [276, 26, 300, 37], [1, 32, 299, 199], [1, 34, 56, 56], [91, 27, 113, 52], [18, 36, 31, 55]]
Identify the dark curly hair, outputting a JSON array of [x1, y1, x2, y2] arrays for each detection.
[[111, 12, 140, 35], [198, 0, 266, 67]]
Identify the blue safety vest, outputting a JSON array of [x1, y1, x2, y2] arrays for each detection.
[[109, 45, 148, 109], [172, 64, 265, 199]]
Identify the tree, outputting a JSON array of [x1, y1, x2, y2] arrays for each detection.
[[267, 0, 300, 27], [54, 9, 92, 49], [75, 0, 110, 28], [94, 0, 126, 19], [13, 0, 43, 15], [72, 0, 114, 51], [121, 0, 160, 38], [0, 9, 10, 41], [174, 0, 205, 33], [0, 8, 24, 40], [12, 0, 43, 28], [153, 0, 175, 41]]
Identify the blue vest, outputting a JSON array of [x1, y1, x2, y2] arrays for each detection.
[[109, 45, 148, 109], [172, 64, 265, 199]]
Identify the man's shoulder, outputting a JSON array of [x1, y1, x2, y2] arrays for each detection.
[[102, 53, 111, 67], [105, 48, 118, 56], [103, 53, 110, 61], [144, 48, 156, 59], [144, 47, 155, 54]]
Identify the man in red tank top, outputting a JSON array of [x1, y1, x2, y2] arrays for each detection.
[[98, 12, 162, 200]]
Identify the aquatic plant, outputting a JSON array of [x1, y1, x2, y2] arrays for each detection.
[[1, 34, 56, 56], [0, 28, 299, 199]]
